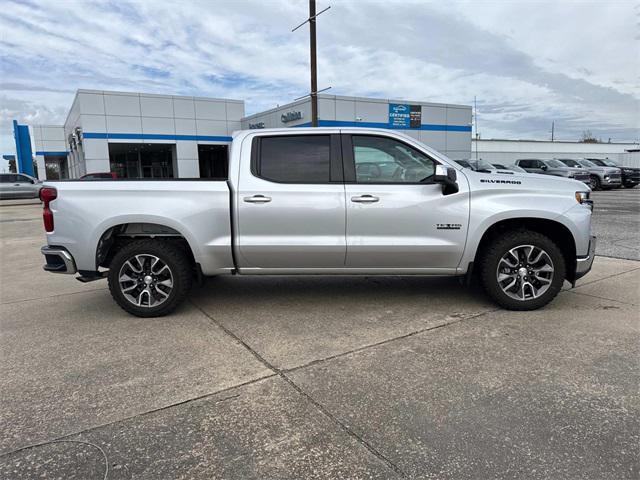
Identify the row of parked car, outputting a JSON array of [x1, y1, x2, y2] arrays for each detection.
[[456, 158, 640, 190]]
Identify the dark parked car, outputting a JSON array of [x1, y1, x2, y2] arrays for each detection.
[[586, 159, 639, 188], [80, 172, 117, 180], [515, 159, 591, 184], [454, 160, 473, 169]]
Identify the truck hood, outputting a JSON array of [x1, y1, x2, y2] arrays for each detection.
[[462, 169, 590, 192]]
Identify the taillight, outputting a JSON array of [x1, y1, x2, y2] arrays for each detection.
[[39, 187, 57, 232]]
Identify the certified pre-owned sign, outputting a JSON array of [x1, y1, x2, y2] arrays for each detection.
[[281, 111, 303, 123], [389, 103, 422, 129]]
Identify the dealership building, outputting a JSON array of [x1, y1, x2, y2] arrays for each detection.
[[17, 89, 472, 179]]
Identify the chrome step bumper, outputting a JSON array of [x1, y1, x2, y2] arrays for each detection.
[[41, 246, 77, 274]]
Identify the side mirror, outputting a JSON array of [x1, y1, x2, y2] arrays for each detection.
[[540, 164, 548, 171], [434, 165, 459, 195]]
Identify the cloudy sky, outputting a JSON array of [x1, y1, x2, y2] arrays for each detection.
[[1, 0, 638, 166]]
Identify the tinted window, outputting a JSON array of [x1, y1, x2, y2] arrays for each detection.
[[518, 160, 532, 168], [258, 135, 331, 183], [546, 160, 565, 168], [0, 174, 9, 183], [558, 159, 579, 167], [352, 135, 435, 183]]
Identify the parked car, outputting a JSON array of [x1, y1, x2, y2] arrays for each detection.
[[515, 159, 591, 184], [556, 158, 621, 190], [454, 160, 473, 169], [585, 159, 638, 188], [491, 163, 528, 174], [80, 172, 117, 180], [40, 128, 595, 316], [0, 173, 41, 199]]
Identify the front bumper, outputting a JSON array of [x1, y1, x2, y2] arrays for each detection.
[[574, 236, 596, 283], [41, 246, 77, 274]]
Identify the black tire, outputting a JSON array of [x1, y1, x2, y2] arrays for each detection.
[[479, 229, 566, 311], [625, 183, 637, 189], [108, 239, 193, 317], [590, 175, 601, 191]]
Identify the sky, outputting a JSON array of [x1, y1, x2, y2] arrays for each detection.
[[1, 0, 639, 170]]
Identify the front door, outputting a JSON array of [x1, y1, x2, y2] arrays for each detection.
[[343, 134, 469, 269], [236, 133, 346, 269]]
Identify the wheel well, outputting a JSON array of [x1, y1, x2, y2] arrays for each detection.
[[97, 223, 196, 270], [474, 218, 577, 281]]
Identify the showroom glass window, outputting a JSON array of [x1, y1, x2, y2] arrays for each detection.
[[352, 135, 435, 183], [258, 135, 331, 183]]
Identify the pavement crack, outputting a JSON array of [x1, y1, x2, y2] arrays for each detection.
[[190, 299, 499, 478], [283, 309, 498, 375], [0, 373, 276, 459]]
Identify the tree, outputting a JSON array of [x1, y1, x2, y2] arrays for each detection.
[[580, 130, 599, 143]]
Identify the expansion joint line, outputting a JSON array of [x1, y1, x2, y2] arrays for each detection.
[[190, 299, 407, 477]]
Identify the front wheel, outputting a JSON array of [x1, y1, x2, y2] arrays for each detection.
[[590, 175, 601, 191], [108, 239, 193, 317], [479, 230, 566, 310]]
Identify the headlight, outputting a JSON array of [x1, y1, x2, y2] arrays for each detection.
[[567, 172, 574, 178], [575, 191, 593, 210], [604, 175, 610, 179]]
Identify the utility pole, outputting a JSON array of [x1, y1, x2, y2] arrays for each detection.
[[292, 1, 330, 127], [551, 121, 555, 142], [309, 0, 318, 127]]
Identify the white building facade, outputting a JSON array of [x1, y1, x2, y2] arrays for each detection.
[[28, 90, 473, 179], [61, 90, 244, 179], [242, 94, 472, 161]]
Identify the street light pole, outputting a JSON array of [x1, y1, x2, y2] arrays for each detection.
[[309, 0, 318, 127]]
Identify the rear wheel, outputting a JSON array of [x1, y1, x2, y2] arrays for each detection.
[[108, 239, 193, 317], [479, 230, 566, 310], [590, 175, 601, 190]]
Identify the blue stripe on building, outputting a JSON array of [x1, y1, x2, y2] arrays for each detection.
[[35, 151, 69, 156], [293, 120, 472, 132], [82, 133, 233, 142]]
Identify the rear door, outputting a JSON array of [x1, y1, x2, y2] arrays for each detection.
[[236, 133, 346, 269], [342, 133, 469, 269]]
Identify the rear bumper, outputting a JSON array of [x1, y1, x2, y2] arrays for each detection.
[[574, 236, 596, 282], [41, 246, 77, 274]]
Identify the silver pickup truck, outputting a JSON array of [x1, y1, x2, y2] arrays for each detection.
[[40, 128, 596, 317]]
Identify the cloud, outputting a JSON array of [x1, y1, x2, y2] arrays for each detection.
[[1, 0, 638, 167]]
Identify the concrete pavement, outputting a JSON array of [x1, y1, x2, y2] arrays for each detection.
[[0, 195, 638, 479]]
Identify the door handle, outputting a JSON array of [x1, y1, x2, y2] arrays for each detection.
[[351, 194, 379, 203], [243, 194, 272, 204]]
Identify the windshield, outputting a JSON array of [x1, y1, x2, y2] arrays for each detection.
[[587, 159, 606, 167], [579, 159, 597, 168], [557, 159, 579, 167], [475, 160, 495, 171], [603, 160, 618, 167], [506, 164, 527, 173], [455, 160, 472, 169], [546, 160, 566, 168]]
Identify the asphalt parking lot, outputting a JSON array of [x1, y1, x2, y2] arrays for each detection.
[[0, 190, 638, 479]]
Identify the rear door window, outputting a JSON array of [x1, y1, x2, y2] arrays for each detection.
[[256, 135, 333, 183]]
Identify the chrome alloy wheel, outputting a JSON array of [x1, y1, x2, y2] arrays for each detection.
[[496, 245, 554, 301], [118, 254, 174, 308]]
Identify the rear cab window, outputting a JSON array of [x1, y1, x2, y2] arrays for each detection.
[[252, 134, 342, 183]]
